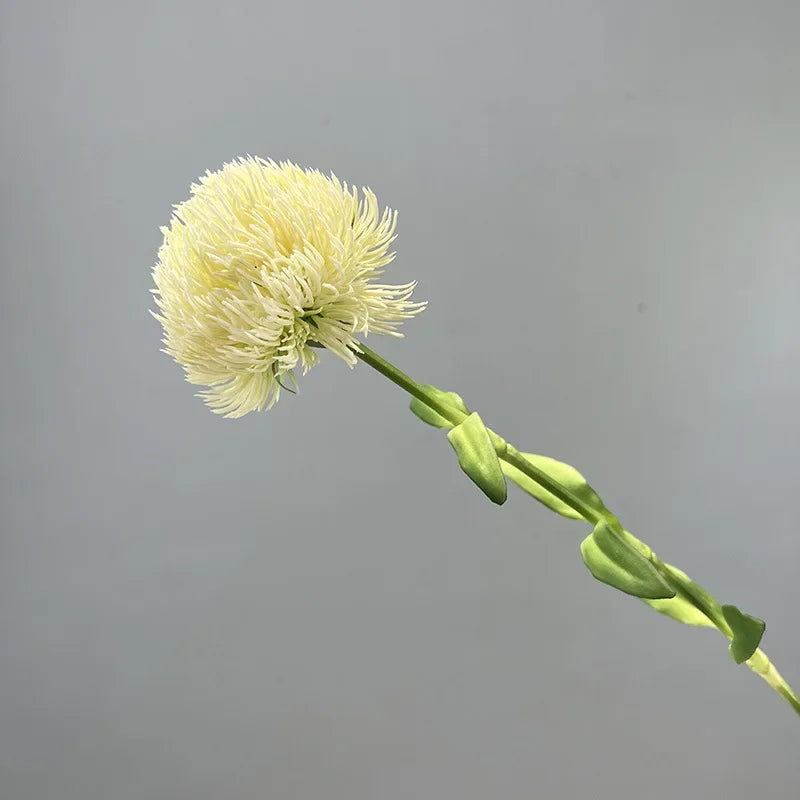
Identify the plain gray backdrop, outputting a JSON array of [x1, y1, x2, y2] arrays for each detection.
[[2, 1, 799, 797]]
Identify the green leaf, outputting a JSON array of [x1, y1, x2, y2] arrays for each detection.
[[722, 604, 766, 664], [409, 385, 469, 428], [657, 563, 727, 631], [447, 412, 507, 505], [620, 533, 713, 624], [500, 453, 607, 521], [641, 564, 716, 627], [643, 595, 716, 627], [581, 520, 675, 599], [617, 528, 652, 558]]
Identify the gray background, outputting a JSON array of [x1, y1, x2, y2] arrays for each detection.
[[2, 1, 799, 797]]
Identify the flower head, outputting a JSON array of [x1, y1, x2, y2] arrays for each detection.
[[152, 157, 425, 417]]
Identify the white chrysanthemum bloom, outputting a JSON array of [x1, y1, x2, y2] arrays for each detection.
[[152, 157, 426, 417]]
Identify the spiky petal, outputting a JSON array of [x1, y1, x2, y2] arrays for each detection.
[[152, 157, 426, 417]]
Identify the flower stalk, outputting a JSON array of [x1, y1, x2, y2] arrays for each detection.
[[353, 341, 800, 718]]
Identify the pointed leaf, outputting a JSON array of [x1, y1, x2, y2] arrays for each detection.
[[410, 385, 469, 428], [501, 453, 608, 521], [447, 412, 507, 505], [581, 520, 675, 599], [616, 531, 713, 614], [643, 594, 716, 628], [642, 563, 716, 628], [658, 563, 727, 631], [722, 604, 766, 664], [617, 528, 653, 558]]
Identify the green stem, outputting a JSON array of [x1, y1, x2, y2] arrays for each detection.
[[354, 340, 800, 719], [355, 342, 602, 525], [354, 342, 467, 427], [747, 649, 800, 716]]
